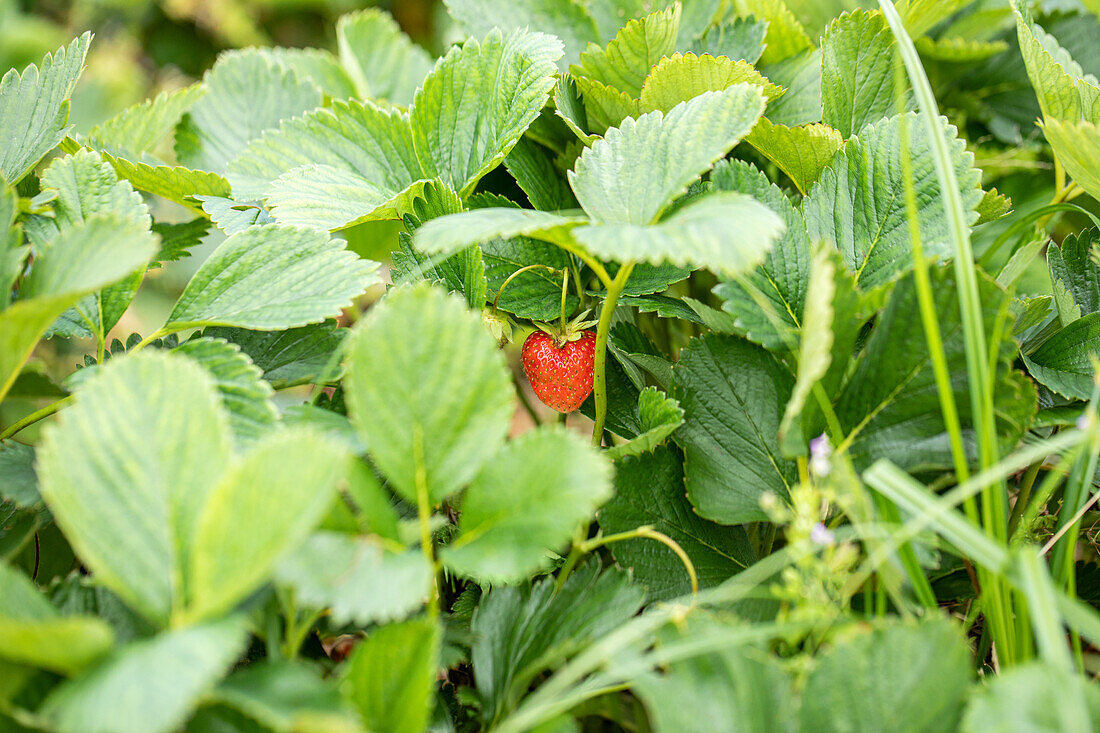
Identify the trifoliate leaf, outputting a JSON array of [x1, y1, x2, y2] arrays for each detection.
[[188, 428, 347, 620], [345, 284, 514, 503]]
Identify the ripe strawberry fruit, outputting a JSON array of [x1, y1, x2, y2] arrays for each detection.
[[522, 329, 597, 413]]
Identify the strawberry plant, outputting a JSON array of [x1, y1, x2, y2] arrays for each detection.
[[4, 0, 1100, 731]]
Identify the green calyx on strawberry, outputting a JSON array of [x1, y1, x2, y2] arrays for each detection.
[[521, 311, 599, 414]]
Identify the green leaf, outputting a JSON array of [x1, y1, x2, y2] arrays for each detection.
[[211, 662, 354, 732], [443, 0, 600, 70], [337, 8, 434, 105], [576, 192, 784, 276], [176, 49, 323, 174], [799, 619, 972, 733], [40, 617, 248, 733], [761, 48, 823, 126], [633, 619, 790, 733], [913, 35, 1009, 64], [573, 5, 680, 98], [504, 137, 578, 211], [471, 561, 644, 724], [570, 85, 766, 225], [1041, 118, 1100, 204], [197, 195, 273, 235], [0, 215, 157, 402], [262, 47, 359, 101], [598, 446, 754, 600], [711, 159, 811, 350], [37, 150, 156, 338], [483, 237, 578, 320], [87, 84, 205, 157], [153, 218, 209, 263], [276, 531, 431, 626], [689, 16, 767, 63], [960, 663, 1100, 733], [0, 441, 38, 507], [345, 284, 514, 503], [1048, 228, 1100, 317], [166, 224, 379, 331], [669, 334, 796, 524], [0, 33, 91, 183], [1015, 8, 1100, 123], [38, 149, 151, 234], [443, 427, 613, 582], [227, 99, 422, 205], [735, 0, 813, 64], [604, 387, 684, 460], [93, 149, 231, 210], [1023, 312, 1100, 402], [896, 0, 970, 38], [343, 617, 440, 733], [265, 166, 435, 232], [820, 9, 911, 139], [837, 267, 1036, 471], [413, 207, 586, 258], [0, 562, 114, 676], [200, 321, 345, 387], [803, 112, 984, 289], [37, 351, 231, 626], [411, 29, 563, 196], [173, 337, 278, 444], [638, 52, 783, 115], [188, 428, 346, 620]]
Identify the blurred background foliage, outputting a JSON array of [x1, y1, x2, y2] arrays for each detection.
[[1, 0, 446, 134]]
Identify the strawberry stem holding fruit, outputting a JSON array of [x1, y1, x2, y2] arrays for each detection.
[[495, 257, 634, 446]]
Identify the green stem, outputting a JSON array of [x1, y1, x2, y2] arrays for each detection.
[[1008, 462, 1042, 540], [413, 427, 439, 619], [559, 267, 570, 331], [493, 264, 561, 315], [0, 396, 72, 440], [559, 525, 699, 595], [591, 262, 634, 447]]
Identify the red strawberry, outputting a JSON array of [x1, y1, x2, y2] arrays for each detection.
[[522, 329, 597, 413]]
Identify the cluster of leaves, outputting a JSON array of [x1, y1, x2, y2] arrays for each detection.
[[3, 1, 1100, 732]]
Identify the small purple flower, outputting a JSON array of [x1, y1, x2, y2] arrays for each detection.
[[809, 433, 832, 477], [1077, 412, 1092, 432], [810, 523, 835, 546]]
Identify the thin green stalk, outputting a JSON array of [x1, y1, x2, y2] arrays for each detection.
[[880, 0, 1013, 663], [1051, 386, 1100, 587], [0, 396, 71, 440], [413, 427, 439, 620], [1008, 462, 1043, 539], [556, 525, 699, 595], [591, 262, 634, 446]]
